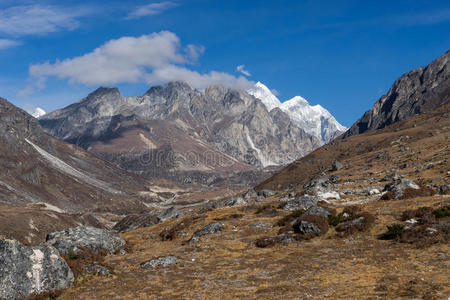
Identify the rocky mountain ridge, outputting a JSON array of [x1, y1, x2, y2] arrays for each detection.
[[345, 50, 449, 137], [40, 82, 321, 185]]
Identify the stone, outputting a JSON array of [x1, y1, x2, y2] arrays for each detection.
[[187, 223, 225, 243], [46, 226, 125, 255], [292, 221, 321, 235], [303, 206, 332, 218], [157, 207, 184, 222], [283, 195, 320, 211], [225, 196, 247, 207], [140, 256, 180, 268], [113, 213, 159, 233], [384, 178, 420, 199], [249, 222, 271, 228], [243, 189, 257, 199], [332, 160, 343, 171], [0, 239, 74, 300], [84, 264, 111, 276], [257, 189, 276, 198]]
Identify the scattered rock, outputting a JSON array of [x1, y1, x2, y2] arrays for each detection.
[[225, 196, 247, 207], [381, 174, 402, 182], [46, 226, 125, 255], [0, 239, 74, 300], [157, 207, 184, 222], [187, 223, 225, 243], [113, 214, 159, 233], [83, 264, 111, 276], [140, 256, 180, 268], [439, 184, 450, 195], [243, 189, 257, 199], [257, 189, 276, 198], [332, 160, 343, 171], [293, 221, 321, 235], [283, 195, 319, 211], [383, 178, 420, 199], [302, 206, 333, 218], [249, 222, 271, 228]]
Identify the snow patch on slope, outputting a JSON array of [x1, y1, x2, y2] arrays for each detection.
[[246, 133, 276, 167], [25, 139, 120, 194]]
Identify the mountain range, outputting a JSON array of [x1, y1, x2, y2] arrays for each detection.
[[39, 82, 334, 185], [248, 81, 347, 143]]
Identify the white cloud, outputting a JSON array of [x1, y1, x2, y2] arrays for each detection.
[[125, 2, 178, 20], [22, 104, 46, 118], [0, 39, 20, 50], [236, 65, 251, 77], [22, 31, 254, 94], [0, 4, 89, 36]]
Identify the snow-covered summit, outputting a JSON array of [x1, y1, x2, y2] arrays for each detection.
[[247, 82, 281, 111], [248, 82, 347, 144]]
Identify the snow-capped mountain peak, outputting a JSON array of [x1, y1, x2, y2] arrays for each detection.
[[247, 82, 347, 144], [247, 81, 281, 111]]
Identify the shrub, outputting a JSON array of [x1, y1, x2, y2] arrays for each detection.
[[68, 249, 79, 260], [328, 214, 351, 226], [255, 204, 273, 214], [255, 237, 276, 248], [335, 212, 375, 236], [432, 206, 450, 218], [276, 210, 304, 227], [379, 224, 405, 240]]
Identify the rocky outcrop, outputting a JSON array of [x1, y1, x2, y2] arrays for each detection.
[[45, 226, 125, 255], [187, 223, 225, 243], [0, 239, 73, 300], [39, 82, 321, 185], [113, 207, 183, 233], [345, 50, 449, 137]]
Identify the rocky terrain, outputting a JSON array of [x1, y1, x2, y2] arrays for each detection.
[[0, 51, 448, 299], [39, 82, 321, 185], [345, 50, 449, 137]]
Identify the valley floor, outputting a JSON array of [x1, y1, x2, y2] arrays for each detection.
[[60, 194, 449, 299]]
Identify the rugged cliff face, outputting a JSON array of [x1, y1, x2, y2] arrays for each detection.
[[345, 50, 449, 137], [0, 97, 149, 214], [40, 82, 321, 185]]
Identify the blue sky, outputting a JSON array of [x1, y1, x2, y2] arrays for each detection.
[[0, 0, 449, 126]]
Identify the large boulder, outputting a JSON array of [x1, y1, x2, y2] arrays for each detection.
[[384, 178, 420, 199], [187, 223, 225, 243], [283, 195, 320, 211], [0, 239, 74, 300], [303, 206, 333, 218], [46, 226, 125, 255]]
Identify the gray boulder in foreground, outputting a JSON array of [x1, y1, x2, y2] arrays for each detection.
[[0, 239, 74, 300], [283, 195, 320, 211], [46, 226, 125, 255], [140, 256, 180, 268]]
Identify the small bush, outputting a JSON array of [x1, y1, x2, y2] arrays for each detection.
[[276, 210, 304, 227], [255, 237, 276, 248], [335, 212, 375, 236], [255, 204, 273, 214], [400, 207, 433, 221], [432, 206, 450, 218], [68, 249, 79, 260], [328, 214, 351, 226], [380, 224, 405, 240], [277, 202, 287, 209]]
